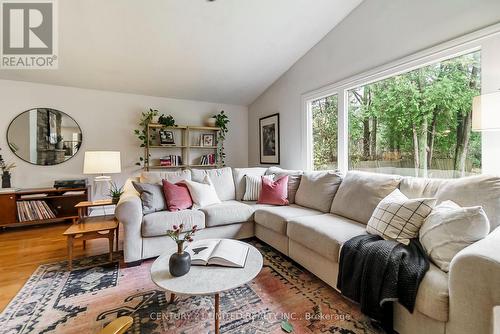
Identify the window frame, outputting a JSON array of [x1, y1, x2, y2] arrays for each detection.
[[302, 24, 500, 174]]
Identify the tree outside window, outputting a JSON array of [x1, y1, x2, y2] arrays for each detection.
[[312, 94, 338, 170], [347, 51, 481, 178]]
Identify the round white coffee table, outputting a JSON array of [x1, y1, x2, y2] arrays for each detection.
[[150, 239, 263, 334]]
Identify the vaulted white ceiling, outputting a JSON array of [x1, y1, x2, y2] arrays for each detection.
[[0, 0, 363, 105]]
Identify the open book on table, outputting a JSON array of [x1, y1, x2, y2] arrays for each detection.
[[186, 239, 249, 268]]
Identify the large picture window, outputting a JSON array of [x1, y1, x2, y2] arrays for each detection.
[[347, 51, 481, 178], [312, 94, 338, 170]]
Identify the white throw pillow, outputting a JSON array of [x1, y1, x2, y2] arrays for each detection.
[[242, 174, 274, 201], [419, 200, 490, 272], [183, 175, 221, 208], [366, 189, 436, 245]]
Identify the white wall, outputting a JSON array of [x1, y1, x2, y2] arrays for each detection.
[[0, 79, 248, 189], [248, 0, 500, 170]]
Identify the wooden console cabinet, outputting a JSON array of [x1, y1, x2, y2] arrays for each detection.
[[0, 187, 90, 228]]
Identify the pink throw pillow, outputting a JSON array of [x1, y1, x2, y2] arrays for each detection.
[[162, 180, 193, 211], [258, 175, 289, 206]]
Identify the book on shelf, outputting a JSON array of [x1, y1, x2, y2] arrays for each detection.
[[199, 153, 216, 165], [186, 239, 249, 268], [160, 155, 183, 167], [17, 200, 56, 222]]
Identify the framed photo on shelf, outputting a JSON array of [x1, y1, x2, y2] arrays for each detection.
[[201, 133, 215, 147], [259, 113, 280, 164], [159, 130, 175, 145]]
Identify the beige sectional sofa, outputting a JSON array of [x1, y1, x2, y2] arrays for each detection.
[[115, 166, 500, 334]]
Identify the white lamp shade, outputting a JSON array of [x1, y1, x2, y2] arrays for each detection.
[[472, 92, 500, 131], [83, 151, 121, 174]]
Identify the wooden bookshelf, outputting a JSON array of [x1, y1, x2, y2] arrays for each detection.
[[0, 187, 90, 228], [144, 123, 223, 171]]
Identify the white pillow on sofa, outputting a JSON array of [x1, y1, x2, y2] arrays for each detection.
[[419, 200, 490, 272], [366, 189, 436, 245], [242, 174, 274, 201], [183, 175, 221, 208]]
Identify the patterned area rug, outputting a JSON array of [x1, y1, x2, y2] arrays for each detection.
[[0, 240, 384, 334]]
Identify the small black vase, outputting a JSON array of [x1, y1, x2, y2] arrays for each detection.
[[169, 243, 191, 277], [2, 172, 11, 188]]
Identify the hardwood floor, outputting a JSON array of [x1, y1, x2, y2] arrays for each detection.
[[0, 222, 124, 312]]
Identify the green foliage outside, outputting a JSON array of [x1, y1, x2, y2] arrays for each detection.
[[312, 95, 338, 170], [312, 51, 481, 178]]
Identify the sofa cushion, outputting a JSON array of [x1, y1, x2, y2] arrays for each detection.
[[233, 167, 268, 200], [295, 171, 343, 213], [183, 175, 221, 208], [419, 200, 490, 272], [139, 170, 191, 184], [414, 263, 449, 322], [366, 189, 436, 245], [243, 174, 274, 201], [400, 174, 500, 231], [254, 204, 323, 235], [258, 175, 289, 206], [191, 167, 236, 201], [142, 210, 205, 237], [331, 171, 402, 224], [200, 200, 255, 227], [287, 214, 366, 262], [266, 167, 303, 204], [132, 182, 167, 214], [162, 180, 193, 211]]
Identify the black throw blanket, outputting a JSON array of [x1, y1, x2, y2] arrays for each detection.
[[337, 234, 429, 332]]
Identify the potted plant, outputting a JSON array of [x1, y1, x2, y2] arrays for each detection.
[[134, 108, 160, 166], [214, 110, 230, 166], [108, 182, 124, 204], [158, 114, 176, 127], [0, 151, 16, 189], [166, 224, 198, 277]]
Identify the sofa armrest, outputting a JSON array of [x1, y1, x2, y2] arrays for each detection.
[[448, 227, 500, 334], [116, 187, 143, 264]]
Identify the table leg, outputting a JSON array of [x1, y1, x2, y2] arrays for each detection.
[[67, 236, 73, 271], [83, 240, 86, 250], [115, 226, 119, 251], [215, 293, 220, 334], [108, 230, 114, 263], [169, 293, 175, 303]]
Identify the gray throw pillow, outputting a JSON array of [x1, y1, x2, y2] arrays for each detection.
[[132, 181, 167, 214], [295, 171, 343, 213]]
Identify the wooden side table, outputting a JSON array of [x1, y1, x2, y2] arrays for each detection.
[[63, 216, 118, 270], [65, 199, 119, 270]]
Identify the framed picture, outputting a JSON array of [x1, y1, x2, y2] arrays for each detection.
[[201, 133, 215, 147], [259, 113, 280, 164], [159, 130, 175, 145]]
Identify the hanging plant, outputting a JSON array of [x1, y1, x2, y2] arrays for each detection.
[[158, 114, 176, 127], [214, 110, 230, 166], [134, 108, 159, 166]]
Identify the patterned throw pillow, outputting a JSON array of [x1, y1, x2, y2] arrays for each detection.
[[242, 174, 274, 201], [366, 189, 436, 245]]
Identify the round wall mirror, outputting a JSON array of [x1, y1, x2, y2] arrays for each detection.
[[7, 108, 83, 165]]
